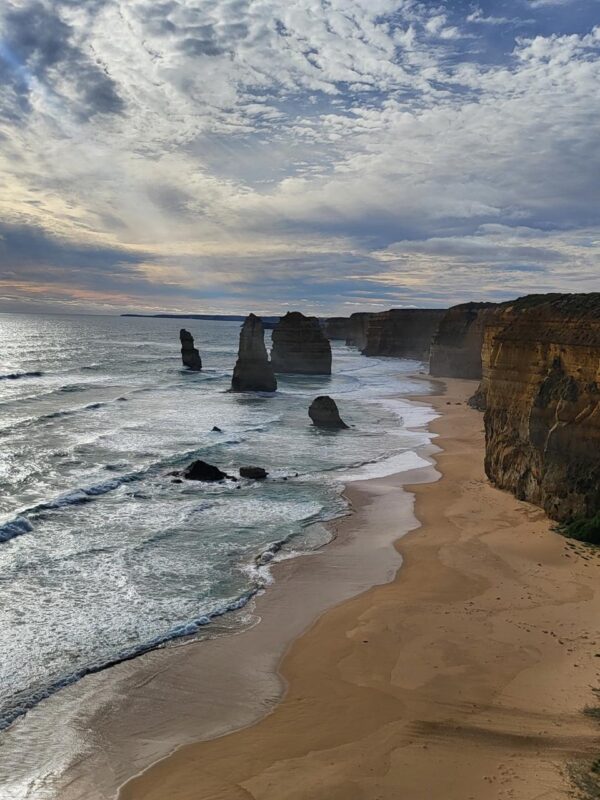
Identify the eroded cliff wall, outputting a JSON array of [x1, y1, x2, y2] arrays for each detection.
[[345, 313, 373, 350], [430, 302, 498, 379], [362, 309, 447, 360], [480, 293, 600, 522], [322, 317, 350, 340]]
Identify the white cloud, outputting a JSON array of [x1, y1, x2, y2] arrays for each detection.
[[0, 0, 599, 312]]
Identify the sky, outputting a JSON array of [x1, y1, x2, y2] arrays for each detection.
[[0, 0, 599, 316]]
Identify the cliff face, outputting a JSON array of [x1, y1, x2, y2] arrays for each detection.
[[362, 309, 447, 360], [481, 294, 600, 522], [430, 302, 497, 379], [271, 312, 332, 375], [345, 313, 373, 350], [322, 317, 350, 340], [231, 314, 277, 392]]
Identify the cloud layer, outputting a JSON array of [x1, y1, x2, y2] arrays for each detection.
[[0, 0, 599, 314]]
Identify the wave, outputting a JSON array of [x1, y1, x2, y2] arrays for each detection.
[[0, 371, 43, 381], [0, 434, 251, 544], [0, 586, 261, 733]]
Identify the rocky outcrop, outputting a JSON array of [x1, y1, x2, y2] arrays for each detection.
[[183, 460, 235, 481], [308, 396, 348, 429], [239, 466, 268, 480], [362, 309, 447, 360], [180, 329, 202, 371], [479, 293, 600, 522], [322, 317, 350, 340], [429, 302, 498, 379], [231, 314, 277, 392], [345, 313, 374, 350], [271, 312, 332, 375]]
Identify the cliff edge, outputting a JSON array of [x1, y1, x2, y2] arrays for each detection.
[[480, 293, 600, 522]]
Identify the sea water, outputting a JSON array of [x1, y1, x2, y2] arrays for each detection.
[[0, 313, 434, 732]]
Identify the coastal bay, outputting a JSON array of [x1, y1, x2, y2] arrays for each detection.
[[120, 379, 600, 800]]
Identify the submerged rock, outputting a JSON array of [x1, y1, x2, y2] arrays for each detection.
[[183, 460, 234, 482], [239, 466, 268, 480], [180, 329, 202, 371], [309, 396, 348, 429], [271, 312, 332, 375], [231, 314, 277, 392]]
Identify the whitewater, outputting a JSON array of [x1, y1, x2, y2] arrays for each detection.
[[0, 313, 435, 732]]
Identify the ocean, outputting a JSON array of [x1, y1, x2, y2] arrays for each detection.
[[0, 313, 434, 734]]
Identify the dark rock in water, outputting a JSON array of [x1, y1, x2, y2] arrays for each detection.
[[183, 460, 234, 482], [309, 396, 348, 429], [271, 312, 332, 375], [171, 478, 183, 484], [180, 329, 202, 371], [212, 426, 223, 432], [240, 466, 268, 480], [231, 314, 277, 392]]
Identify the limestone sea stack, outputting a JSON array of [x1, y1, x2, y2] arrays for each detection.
[[180, 329, 202, 371], [231, 314, 277, 392], [478, 293, 600, 523], [429, 302, 498, 379], [362, 309, 446, 360], [309, 396, 348, 429], [271, 312, 332, 375]]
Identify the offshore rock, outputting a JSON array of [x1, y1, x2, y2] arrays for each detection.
[[309, 396, 348, 429], [362, 309, 447, 360], [480, 293, 600, 522], [180, 329, 202, 371], [271, 312, 332, 375], [346, 313, 374, 350], [183, 460, 234, 482], [430, 302, 498, 379], [239, 466, 268, 480], [231, 314, 277, 392]]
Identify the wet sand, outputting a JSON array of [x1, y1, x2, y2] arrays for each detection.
[[0, 384, 438, 800], [120, 378, 600, 800]]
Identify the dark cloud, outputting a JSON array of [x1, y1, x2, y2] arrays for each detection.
[[0, 0, 123, 120]]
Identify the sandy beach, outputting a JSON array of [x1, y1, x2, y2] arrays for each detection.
[[120, 378, 600, 800]]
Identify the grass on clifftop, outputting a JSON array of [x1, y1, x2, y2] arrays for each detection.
[[559, 514, 600, 545]]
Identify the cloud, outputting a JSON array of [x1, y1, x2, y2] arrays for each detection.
[[0, 0, 599, 314]]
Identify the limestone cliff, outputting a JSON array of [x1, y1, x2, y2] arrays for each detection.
[[271, 312, 332, 375], [362, 309, 446, 360], [231, 314, 277, 392], [480, 293, 600, 522], [180, 329, 202, 371], [322, 317, 350, 340], [345, 313, 373, 350], [429, 302, 497, 379]]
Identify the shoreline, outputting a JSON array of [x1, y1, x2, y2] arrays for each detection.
[[120, 377, 600, 800], [0, 380, 440, 800]]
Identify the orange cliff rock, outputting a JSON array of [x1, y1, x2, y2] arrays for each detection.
[[472, 294, 600, 522]]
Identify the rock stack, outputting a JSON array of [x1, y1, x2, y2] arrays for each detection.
[[322, 317, 350, 340], [271, 312, 332, 375], [180, 329, 202, 371], [308, 396, 348, 429], [231, 314, 277, 392]]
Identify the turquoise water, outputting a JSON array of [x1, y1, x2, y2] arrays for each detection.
[[0, 313, 433, 730]]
